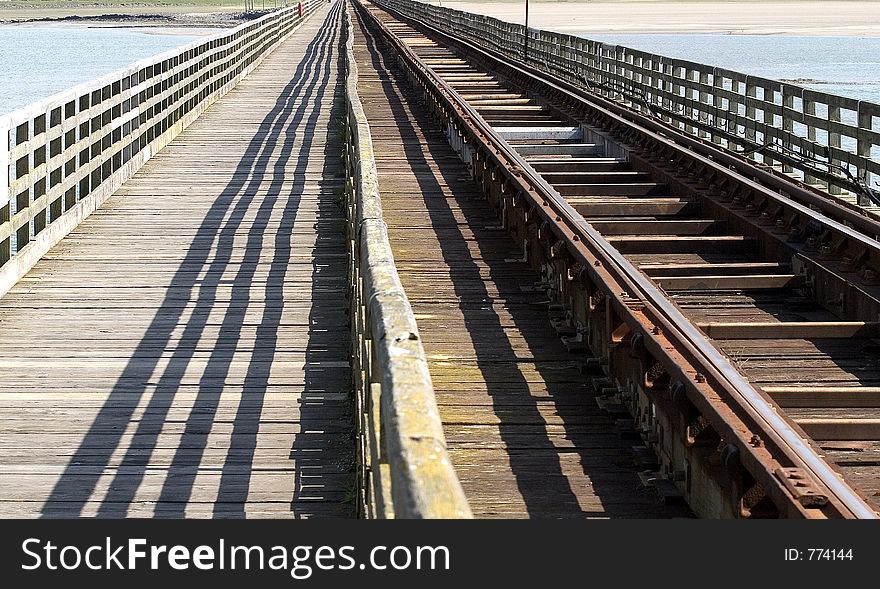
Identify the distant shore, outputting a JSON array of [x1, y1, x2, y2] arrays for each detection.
[[440, 1, 880, 37], [2, 1, 879, 36], [0, 2, 276, 28]]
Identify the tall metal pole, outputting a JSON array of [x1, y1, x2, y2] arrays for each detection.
[[523, 0, 529, 62]]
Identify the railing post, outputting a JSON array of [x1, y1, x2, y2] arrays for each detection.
[[0, 123, 9, 265], [783, 88, 796, 175], [857, 104, 874, 206], [828, 101, 843, 194]]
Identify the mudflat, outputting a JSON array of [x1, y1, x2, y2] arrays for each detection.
[[441, 1, 880, 36], [0, 1, 261, 27]]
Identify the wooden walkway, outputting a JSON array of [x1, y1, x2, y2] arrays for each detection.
[[352, 9, 689, 518], [0, 2, 354, 518]]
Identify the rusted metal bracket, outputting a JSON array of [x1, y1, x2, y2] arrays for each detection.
[[775, 468, 830, 508]]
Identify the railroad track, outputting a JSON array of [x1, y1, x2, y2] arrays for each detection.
[[352, 0, 880, 518], [349, 2, 691, 518]]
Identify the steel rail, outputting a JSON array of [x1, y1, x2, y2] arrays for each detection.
[[361, 0, 879, 518]]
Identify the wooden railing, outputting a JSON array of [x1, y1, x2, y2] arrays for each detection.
[[0, 1, 320, 296], [342, 0, 472, 519], [374, 0, 880, 207]]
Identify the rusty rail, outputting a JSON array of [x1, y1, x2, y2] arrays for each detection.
[[342, 0, 472, 519]]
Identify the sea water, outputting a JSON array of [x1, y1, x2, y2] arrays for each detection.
[[0, 26, 204, 115], [577, 33, 880, 104]]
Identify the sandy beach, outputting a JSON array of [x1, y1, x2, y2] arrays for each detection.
[[4, 1, 878, 35], [0, 2, 266, 27], [440, 1, 880, 36]]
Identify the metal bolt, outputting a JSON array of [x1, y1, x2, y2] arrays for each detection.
[[750, 435, 763, 447], [694, 373, 705, 383]]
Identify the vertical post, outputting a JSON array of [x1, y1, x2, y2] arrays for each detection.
[[699, 70, 711, 140], [804, 97, 819, 187], [0, 123, 9, 265], [745, 79, 758, 155], [782, 89, 795, 175], [828, 102, 842, 195], [523, 0, 529, 63]]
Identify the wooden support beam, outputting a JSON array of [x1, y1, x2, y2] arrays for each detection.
[[541, 170, 651, 184], [527, 158, 628, 172], [570, 197, 694, 217], [591, 219, 717, 235], [444, 81, 501, 87], [700, 321, 880, 340], [459, 92, 526, 100], [554, 182, 665, 196], [764, 386, 880, 408], [654, 274, 804, 291], [640, 262, 788, 277], [512, 143, 601, 156], [496, 126, 583, 141], [472, 105, 546, 112], [797, 419, 880, 441], [606, 234, 755, 254]]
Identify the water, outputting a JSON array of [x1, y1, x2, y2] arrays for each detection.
[[577, 33, 880, 104], [0, 26, 204, 115], [3, 27, 878, 116]]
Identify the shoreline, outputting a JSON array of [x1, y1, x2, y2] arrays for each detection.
[[441, 1, 880, 37], [0, 1, 878, 36], [1, 22, 228, 36], [0, 7, 271, 29]]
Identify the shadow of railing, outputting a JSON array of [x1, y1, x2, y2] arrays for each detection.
[[42, 1, 349, 518]]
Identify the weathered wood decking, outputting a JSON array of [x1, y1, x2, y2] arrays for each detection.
[[0, 2, 354, 518]]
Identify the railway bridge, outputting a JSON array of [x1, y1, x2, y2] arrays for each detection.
[[2, 0, 880, 519]]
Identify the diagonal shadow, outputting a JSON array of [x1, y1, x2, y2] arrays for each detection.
[[150, 3, 345, 519], [42, 2, 347, 518], [285, 33, 354, 520]]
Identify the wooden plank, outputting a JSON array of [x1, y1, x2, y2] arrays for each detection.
[[0, 3, 353, 519], [764, 386, 880, 408], [699, 321, 880, 340], [797, 419, 880, 441], [655, 274, 805, 291]]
